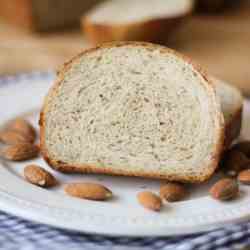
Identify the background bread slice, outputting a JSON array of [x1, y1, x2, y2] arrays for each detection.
[[40, 42, 224, 183], [82, 0, 194, 44], [215, 78, 243, 148]]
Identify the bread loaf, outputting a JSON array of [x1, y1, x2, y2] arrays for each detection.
[[215, 79, 243, 148], [40, 42, 224, 183], [82, 0, 194, 44]]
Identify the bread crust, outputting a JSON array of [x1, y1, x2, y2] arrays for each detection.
[[42, 155, 218, 184], [82, 15, 188, 45], [40, 41, 225, 183], [224, 107, 242, 148]]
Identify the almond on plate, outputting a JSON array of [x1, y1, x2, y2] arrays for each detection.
[[222, 150, 249, 177], [209, 178, 239, 201], [137, 191, 162, 211], [8, 118, 36, 143], [24, 164, 57, 187], [0, 143, 39, 161], [160, 182, 187, 202], [65, 183, 112, 201], [0, 130, 31, 145], [238, 169, 250, 185]]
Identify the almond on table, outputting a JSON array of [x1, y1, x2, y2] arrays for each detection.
[[24, 165, 57, 188], [0, 143, 39, 161], [137, 191, 162, 211], [65, 183, 112, 201]]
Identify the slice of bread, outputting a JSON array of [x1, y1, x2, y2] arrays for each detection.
[[214, 78, 243, 148], [82, 0, 194, 44], [40, 42, 224, 183]]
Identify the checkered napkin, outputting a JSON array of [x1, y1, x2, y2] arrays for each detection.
[[0, 211, 249, 250]]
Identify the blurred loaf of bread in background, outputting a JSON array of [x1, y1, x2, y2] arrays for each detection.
[[0, 0, 246, 32], [0, 0, 249, 95], [81, 0, 246, 44], [82, 0, 194, 44], [0, 0, 102, 31]]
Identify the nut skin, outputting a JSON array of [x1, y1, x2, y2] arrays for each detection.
[[137, 191, 162, 211], [160, 182, 187, 202], [222, 149, 250, 177], [65, 183, 112, 201], [24, 165, 57, 188], [209, 178, 239, 201], [238, 169, 250, 185], [0, 130, 31, 145], [8, 118, 36, 143], [1, 143, 40, 161]]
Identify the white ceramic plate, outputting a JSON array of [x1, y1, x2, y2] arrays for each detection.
[[0, 72, 250, 237]]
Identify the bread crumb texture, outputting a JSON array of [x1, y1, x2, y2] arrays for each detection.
[[42, 43, 223, 182]]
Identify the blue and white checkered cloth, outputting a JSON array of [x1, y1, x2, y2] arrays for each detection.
[[0, 211, 249, 250]]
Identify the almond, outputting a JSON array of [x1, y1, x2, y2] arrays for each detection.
[[160, 182, 187, 202], [8, 118, 36, 143], [0, 130, 30, 145], [231, 141, 250, 157], [238, 169, 250, 185], [0, 143, 40, 161], [222, 150, 249, 177], [137, 191, 162, 211], [24, 165, 57, 187], [209, 178, 239, 201], [65, 183, 112, 201]]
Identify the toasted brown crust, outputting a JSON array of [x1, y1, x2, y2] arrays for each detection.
[[224, 107, 242, 149], [82, 15, 186, 45], [40, 41, 225, 183], [81, 1, 194, 44]]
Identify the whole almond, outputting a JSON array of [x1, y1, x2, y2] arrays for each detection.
[[0, 143, 39, 161], [160, 182, 187, 202], [8, 118, 36, 143], [65, 183, 112, 201], [231, 141, 250, 157], [137, 191, 162, 211], [209, 178, 239, 201], [238, 169, 250, 185], [0, 130, 31, 145], [24, 165, 57, 187], [222, 150, 249, 177]]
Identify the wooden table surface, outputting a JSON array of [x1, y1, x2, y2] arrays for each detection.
[[0, 3, 249, 94]]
